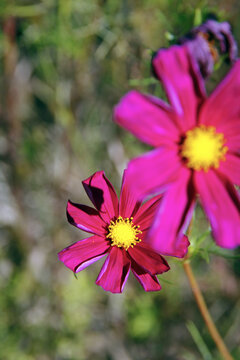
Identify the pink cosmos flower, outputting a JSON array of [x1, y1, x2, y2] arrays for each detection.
[[114, 45, 240, 255], [58, 170, 189, 293]]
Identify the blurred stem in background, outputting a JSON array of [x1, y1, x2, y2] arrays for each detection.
[[183, 220, 233, 360]]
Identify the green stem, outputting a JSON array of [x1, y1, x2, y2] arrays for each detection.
[[183, 219, 233, 360], [183, 260, 233, 360]]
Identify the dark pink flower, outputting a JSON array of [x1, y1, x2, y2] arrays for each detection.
[[58, 171, 189, 293], [114, 45, 240, 254]]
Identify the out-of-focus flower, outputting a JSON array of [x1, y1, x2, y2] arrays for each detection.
[[177, 19, 238, 78], [114, 45, 240, 254], [59, 171, 189, 293]]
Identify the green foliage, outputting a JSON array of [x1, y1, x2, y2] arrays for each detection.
[[187, 321, 212, 360]]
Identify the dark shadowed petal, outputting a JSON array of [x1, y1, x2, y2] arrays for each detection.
[[82, 171, 119, 223], [114, 90, 180, 146], [199, 60, 240, 129], [152, 45, 206, 132], [67, 200, 106, 235], [147, 167, 195, 256], [96, 247, 131, 293], [195, 170, 240, 249], [119, 169, 141, 218], [128, 242, 170, 275], [126, 146, 182, 200], [58, 235, 109, 273], [218, 154, 240, 186], [131, 261, 162, 291], [134, 195, 162, 231]]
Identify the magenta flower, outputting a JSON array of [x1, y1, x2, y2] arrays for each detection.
[[114, 45, 240, 254], [58, 171, 189, 293]]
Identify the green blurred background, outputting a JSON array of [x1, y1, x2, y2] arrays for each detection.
[[0, 0, 240, 359]]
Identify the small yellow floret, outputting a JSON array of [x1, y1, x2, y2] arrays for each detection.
[[181, 125, 228, 171], [107, 216, 142, 250]]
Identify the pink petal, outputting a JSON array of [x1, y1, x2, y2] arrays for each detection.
[[195, 170, 240, 249], [199, 60, 240, 129], [58, 235, 109, 273], [173, 235, 190, 258], [218, 154, 240, 186], [226, 134, 240, 154], [114, 90, 179, 146], [67, 200, 106, 235], [152, 45, 205, 132], [147, 167, 194, 257], [119, 169, 141, 218], [131, 261, 162, 291], [96, 247, 131, 293], [134, 195, 162, 231], [126, 146, 182, 200], [216, 119, 240, 154], [82, 171, 119, 223], [128, 242, 170, 275]]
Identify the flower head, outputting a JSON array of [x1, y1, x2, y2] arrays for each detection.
[[177, 19, 238, 78], [58, 170, 189, 293], [114, 45, 240, 254]]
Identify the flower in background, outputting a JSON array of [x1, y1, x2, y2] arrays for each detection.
[[58, 171, 189, 293], [178, 19, 238, 78], [114, 44, 240, 254]]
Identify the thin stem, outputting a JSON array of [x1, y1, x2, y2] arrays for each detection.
[[183, 259, 233, 360]]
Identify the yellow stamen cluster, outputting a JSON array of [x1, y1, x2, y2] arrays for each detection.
[[181, 125, 228, 172], [107, 216, 142, 250]]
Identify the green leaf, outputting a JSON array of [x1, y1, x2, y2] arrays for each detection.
[[129, 77, 158, 87], [193, 8, 202, 27], [187, 321, 213, 360]]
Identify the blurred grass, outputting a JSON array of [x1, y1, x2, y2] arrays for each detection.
[[0, 1, 240, 359]]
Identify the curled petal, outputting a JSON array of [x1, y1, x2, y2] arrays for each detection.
[[195, 170, 240, 249], [83, 171, 119, 223], [67, 200, 106, 235], [131, 261, 162, 291], [96, 247, 131, 293], [173, 235, 190, 258], [58, 235, 109, 273]]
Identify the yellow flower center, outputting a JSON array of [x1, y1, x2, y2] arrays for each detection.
[[106, 216, 142, 250], [181, 125, 228, 171]]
